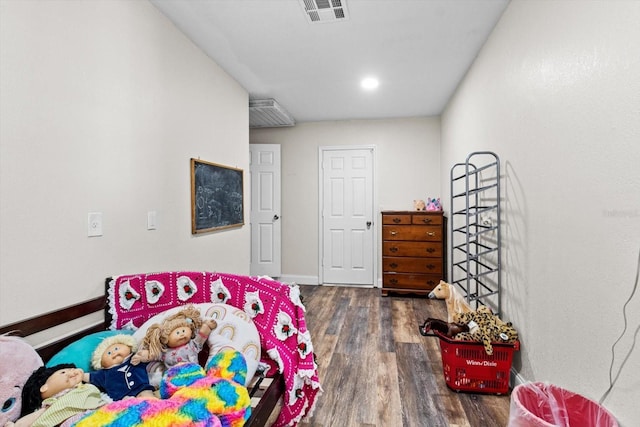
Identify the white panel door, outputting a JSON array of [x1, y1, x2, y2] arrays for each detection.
[[321, 147, 374, 285], [249, 144, 281, 277]]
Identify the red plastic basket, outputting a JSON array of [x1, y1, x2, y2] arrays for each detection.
[[435, 331, 520, 395]]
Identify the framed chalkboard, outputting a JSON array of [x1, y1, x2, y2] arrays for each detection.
[[190, 158, 244, 234]]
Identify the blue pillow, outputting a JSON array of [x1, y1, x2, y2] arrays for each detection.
[[46, 330, 134, 372]]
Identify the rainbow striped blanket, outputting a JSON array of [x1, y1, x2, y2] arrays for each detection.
[[73, 350, 250, 427]]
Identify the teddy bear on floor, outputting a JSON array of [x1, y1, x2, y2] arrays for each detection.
[[452, 306, 518, 355], [0, 335, 44, 426]]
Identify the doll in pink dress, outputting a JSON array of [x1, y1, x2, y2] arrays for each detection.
[[131, 305, 217, 368]]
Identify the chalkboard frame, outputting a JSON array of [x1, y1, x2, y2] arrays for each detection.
[[190, 158, 244, 234]]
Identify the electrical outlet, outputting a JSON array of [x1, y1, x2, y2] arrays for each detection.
[[88, 212, 103, 237]]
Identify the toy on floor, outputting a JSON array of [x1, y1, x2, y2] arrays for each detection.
[[0, 335, 44, 426], [427, 280, 473, 322], [132, 304, 217, 368]]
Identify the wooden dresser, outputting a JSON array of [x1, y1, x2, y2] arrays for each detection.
[[381, 210, 446, 296]]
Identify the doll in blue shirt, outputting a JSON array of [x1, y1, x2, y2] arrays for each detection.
[[84, 335, 155, 400]]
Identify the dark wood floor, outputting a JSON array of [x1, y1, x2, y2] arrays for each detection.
[[299, 285, 511, 427]]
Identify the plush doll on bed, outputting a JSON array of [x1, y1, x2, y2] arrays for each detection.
[[131, 304, 217, 368], [7, 364, 105, 427], [83, 334, 155, 401], [0, 336, 44, 426]]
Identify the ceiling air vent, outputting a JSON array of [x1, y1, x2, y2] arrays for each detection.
[[299, 0, 349, 24], [249, 99, 295, 128]]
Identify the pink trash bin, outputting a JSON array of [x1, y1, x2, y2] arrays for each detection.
[[508, 382, 618, 427]]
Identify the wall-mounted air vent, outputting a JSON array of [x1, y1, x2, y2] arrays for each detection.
[[249, 99, 296, 128], [299, 0, 349, 24]]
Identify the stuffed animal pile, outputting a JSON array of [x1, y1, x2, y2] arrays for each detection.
[[421, 281, 518, 355], [0, 335, 250, 427], [452, 306, 518, 355]]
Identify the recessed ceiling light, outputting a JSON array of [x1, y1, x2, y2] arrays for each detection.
[[361, 77, 379, 90]]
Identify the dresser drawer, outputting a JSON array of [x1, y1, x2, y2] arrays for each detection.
[[382, 241, 442, 257], [382, 214, 412, 225], [382, 273, 440, 291], [412, 214, 443, 226], [382, 225, 442, 241], [383, 256, 443, 274]]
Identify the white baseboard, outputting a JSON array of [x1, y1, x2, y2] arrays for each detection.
[[277, 274, 319, 285]]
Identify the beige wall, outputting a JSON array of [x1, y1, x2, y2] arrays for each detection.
[[0, 0, 250, 325], [251, 117, 440, 284], [442, 1, 640, 424]]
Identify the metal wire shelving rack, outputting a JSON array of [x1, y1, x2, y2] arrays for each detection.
[[449, 151, 502, 315]]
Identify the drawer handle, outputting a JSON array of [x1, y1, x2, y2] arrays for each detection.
[[393, 218, 401, 223], [390, 247, 398, 253], [390, 279, 398, 285], [390, 230, 398, 236], [426, 248, 435, 253], [390, 263, 398, 268], [422, 218, 432, 224], [426, 264, 435, 270], [426, 231, 436, 237], [427, 280, 436, 286]]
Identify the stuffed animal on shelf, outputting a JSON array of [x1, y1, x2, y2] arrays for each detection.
[[427, 280, 473, 323], [0, 335, 44, 426], [10, 364, 105, 427], [426, 198, 442, 211], [132, 304, 217, 368], [452, 306, 518, 355], [84, 334, 155, 401], [413, 199, 426, 211]]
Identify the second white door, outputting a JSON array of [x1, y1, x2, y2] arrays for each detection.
[[249, 144, 281, 277], [320, 147, 375, 285]]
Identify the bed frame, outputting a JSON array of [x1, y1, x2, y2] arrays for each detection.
[[0, 295, 284, 427]]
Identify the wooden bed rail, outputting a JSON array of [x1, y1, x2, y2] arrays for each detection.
[[0, 296, 107, 362]]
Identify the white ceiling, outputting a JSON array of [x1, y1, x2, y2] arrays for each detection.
[[150, 0, 509, 124]]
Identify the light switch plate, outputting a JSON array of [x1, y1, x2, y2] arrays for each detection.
[[88, 212, 103, 237]]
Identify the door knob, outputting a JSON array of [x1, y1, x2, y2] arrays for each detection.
[[273, 214, 280, 221], [366, 221, 372, 229]]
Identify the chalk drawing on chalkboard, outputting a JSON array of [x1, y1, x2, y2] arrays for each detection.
[[190, 158, 244, 234]]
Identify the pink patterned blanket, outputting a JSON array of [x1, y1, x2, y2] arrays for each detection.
[[107, 271, 321, 427]]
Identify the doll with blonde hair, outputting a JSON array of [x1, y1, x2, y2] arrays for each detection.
[[84, 334, 155, 401], [131, 305, 217, 368]]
